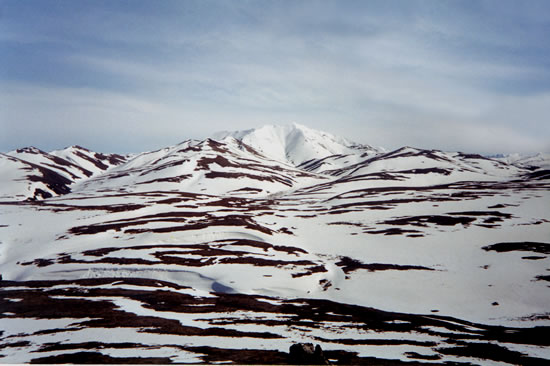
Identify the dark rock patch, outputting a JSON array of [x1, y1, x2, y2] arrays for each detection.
[[229, 187, 263, 193], [136, 175, 192, 185], [364, 227, 423, 236], [404, 351, 442, 360], [525, 169, 550, 180], [205, 171, 293, 186], [30, 351, 171, 364], [35, 341, 153, 353], [0, 341, 31, 350], [188, 345, 289, 365], [288, 343, 330, 365], [336, 256, 434, 274], [382, 215, 477, 227], [395, 167, 452, 175], [30, 189, 52, 200], [482, 242, 550, 255], [292, 264, 328, 278], [438, 341, 549, 365]]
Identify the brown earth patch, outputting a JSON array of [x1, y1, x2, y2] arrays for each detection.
[[482, 242, 550, 255], [2, 277, 550, 364], [336, 256, 434, 274]]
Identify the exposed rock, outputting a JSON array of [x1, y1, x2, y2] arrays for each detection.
[[289, 343, 330, 365]]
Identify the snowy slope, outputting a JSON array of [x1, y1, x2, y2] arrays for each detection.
[[1, 146, 127, 200], [213, 123, 382, 166], [50, 145, 127, 175], [493, 152, 550, 170], [0, 152, 74, 200], [70, 137, 325, 197], [1, 125, 549, 364]]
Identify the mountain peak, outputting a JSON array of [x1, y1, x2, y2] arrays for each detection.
[[213, 124, 379, 165]]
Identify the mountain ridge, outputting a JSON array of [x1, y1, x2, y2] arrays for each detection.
[[1, 124, 549, 364], [2, 124, 547, 201]]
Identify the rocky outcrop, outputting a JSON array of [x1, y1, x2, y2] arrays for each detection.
[[288, 343, 330, 365]]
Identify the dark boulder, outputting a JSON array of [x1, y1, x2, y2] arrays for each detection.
[[288, 343, 330, 365]]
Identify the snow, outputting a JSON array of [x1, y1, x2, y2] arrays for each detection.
[[493, 152, 550, 169], [213, 123, 381, 166], [1, 124, 549, 364]]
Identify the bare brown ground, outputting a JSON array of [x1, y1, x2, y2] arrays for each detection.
[[1, 277, 549, 364]]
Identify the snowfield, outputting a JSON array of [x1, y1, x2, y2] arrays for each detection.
[[1, 124, 549, 364]]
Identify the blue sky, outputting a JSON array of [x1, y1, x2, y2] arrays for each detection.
[[1, 0, 549, 154]]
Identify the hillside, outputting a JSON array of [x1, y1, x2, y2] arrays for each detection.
[[1, 124, 549, 364]]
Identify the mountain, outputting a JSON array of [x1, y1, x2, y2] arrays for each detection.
[[1, 146, 127, 200], [492, 152, 550, 170], [69, 137, 325, 198], [213, 123, 382, 166], [1, 125, 549, 364], [50, 145, 127, 174]]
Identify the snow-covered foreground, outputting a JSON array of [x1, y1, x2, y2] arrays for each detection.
[[1, 124, 549, 364]]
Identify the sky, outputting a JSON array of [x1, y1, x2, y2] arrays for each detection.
[[1, 0, 549, 154]]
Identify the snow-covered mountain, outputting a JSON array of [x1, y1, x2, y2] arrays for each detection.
[[69, 137, 324, 197], [1, 125, 549, 364], [492, 152, 550, 170], [1, 124, 536, 201], [0, 146, 127, 200], [213, 123, 382, 166]]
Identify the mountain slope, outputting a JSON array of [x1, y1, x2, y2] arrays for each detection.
[[493, 152, 550, 170], [1, 125, 549, 364], [0, 152, 73, 200], [50, 145, 127, 174], [1, 146, 128, 200], [71, 137, 325, 197], [213, 123, 381, 166]]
